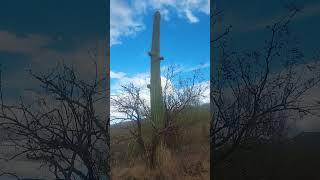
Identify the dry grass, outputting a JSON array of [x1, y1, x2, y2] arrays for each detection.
[[111, 143, 209, 180], [111, 105, 210, 180]]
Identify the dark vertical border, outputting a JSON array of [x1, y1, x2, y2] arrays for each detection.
[[210, 0, 214, 179], [106, 0, 111, 179]]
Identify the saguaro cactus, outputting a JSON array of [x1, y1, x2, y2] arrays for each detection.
[[148, 11, 164, 128]]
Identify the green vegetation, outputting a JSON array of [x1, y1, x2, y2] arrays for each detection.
[[111, 104, 210, 180]]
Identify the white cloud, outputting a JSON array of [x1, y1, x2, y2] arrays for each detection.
[[185, 9, 199, 23], [110, 0, 145, 46], [196, 80, 210, 104], [111, 72, 150, 95], [110, 67, 210, 123], [110, 71, 127, 79], [110, 0, 210, 45]]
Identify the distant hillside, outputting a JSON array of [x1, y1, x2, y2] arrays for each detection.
[[110, 103, 210, 128]]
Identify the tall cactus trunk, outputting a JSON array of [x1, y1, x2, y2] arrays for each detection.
[[147, 11, 164, 168], [149, 11, 164, 128]]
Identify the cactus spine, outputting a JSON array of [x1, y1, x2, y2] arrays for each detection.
[[149, 11, 164, 129]]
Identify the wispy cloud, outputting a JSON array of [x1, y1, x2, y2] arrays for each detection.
[[110, 71, 127, 79], [0, 30, 107, 102], [110, 0, 209, 46], [183, 62, 210, 72], [160, 62, 209, 74], [110, 0, 145, 46], [0, 31, 52, 54], [0, 30, 107, 79]]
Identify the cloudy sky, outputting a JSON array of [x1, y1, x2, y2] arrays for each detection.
[[216, 0, 320, 55], [0, 0, 319, 129], [0, 1, 108, 178], [0, 0, 108, 103], [216, 0, 320, 132], [110, 0, 210, 121]]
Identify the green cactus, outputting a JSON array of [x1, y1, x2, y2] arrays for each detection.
[[148, 11, 164, 129]]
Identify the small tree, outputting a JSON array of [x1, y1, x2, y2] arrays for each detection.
[[111, 65, 208, 168], [210, 3, 320, 170], [0, 62, 109, 180]]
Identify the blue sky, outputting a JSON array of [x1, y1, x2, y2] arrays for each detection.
[[110, 0, 210, 100], [111, 12, 209, 75]]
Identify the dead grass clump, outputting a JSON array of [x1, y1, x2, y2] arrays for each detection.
[[112, 144, 209, 180], [155, 143, 180, 179]]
